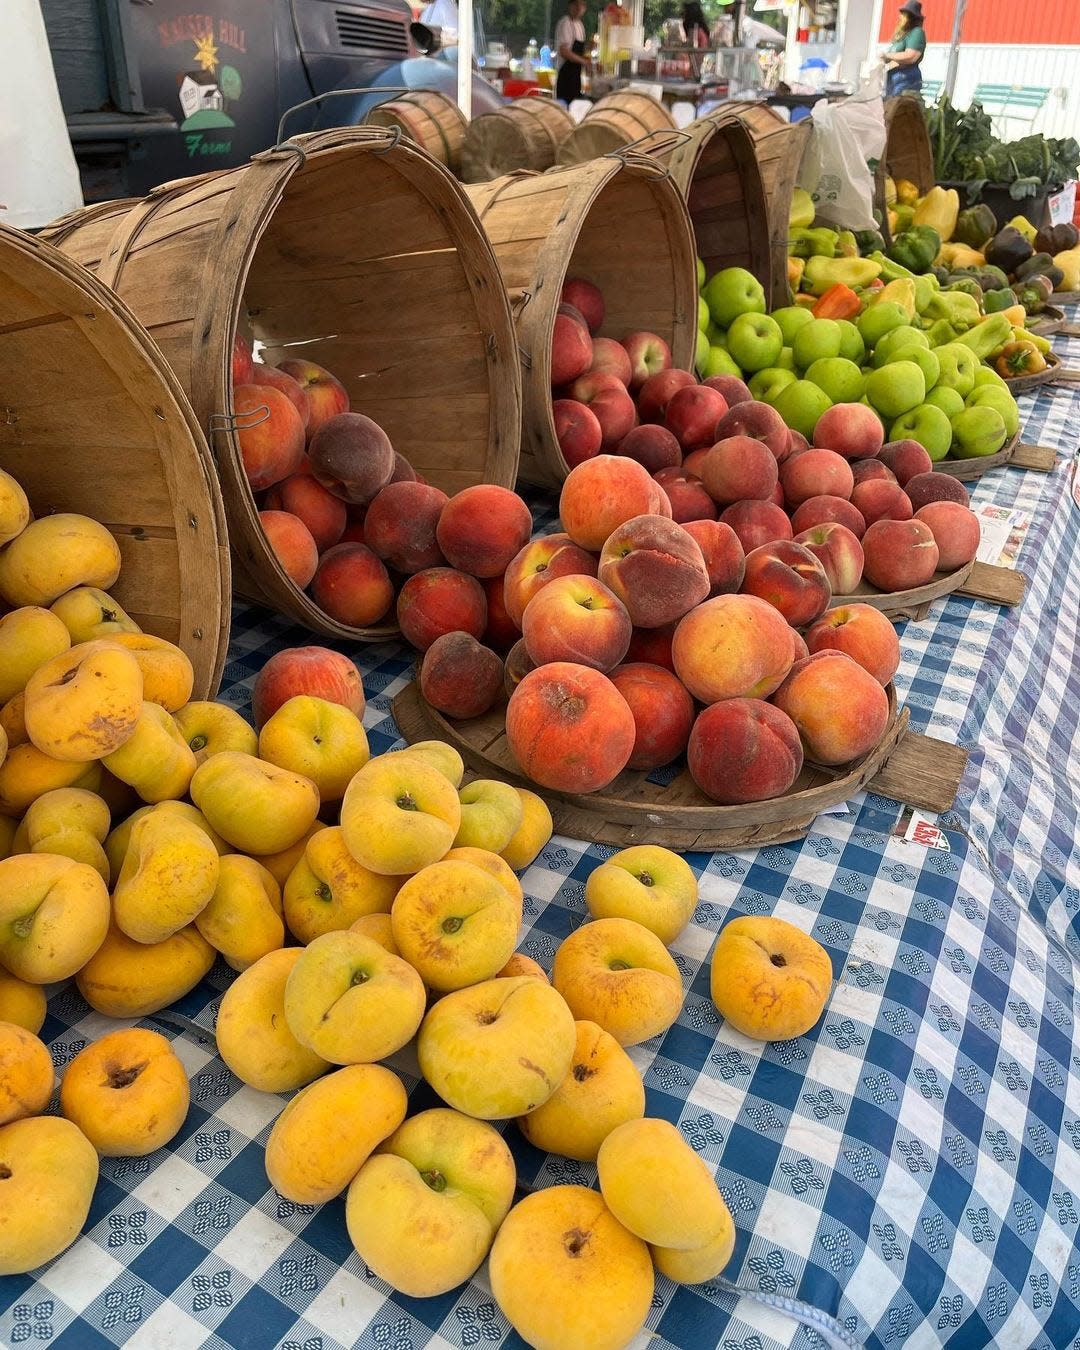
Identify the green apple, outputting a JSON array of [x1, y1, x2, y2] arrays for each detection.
[[836, 320, 865, 364], [859, 396, 887, 430], [872, 325, 930, 367], [805, 357, 864, 404], [702, 267, 766, 328], [951, 405, 1008, 458], [697, 256, 706, 289], [792, 318, 842, 370], [727, 313, 784, 372], [864, 361, 925, 420], [966, 386, 1020, 438], [888, 344, 940, 392], [776, 346, 796, 371], [972, 364, 1008, 391], [706, 323, 727, 349], [698, 295, 710, 332], [695, 327, 710, 374], [889, 404, 953, 461], [773, 379, 832, 440], [934, 343, 977, 397], [701, 346, 742, 378], [924, 385, 965, 419], [748, 367, 797, 405], [857, 300, 909, 350], [771, 305, 815, 347]]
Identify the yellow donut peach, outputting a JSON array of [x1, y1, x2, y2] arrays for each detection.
[[0, 853, 109, 982], [173, 701, 257, 765], [0, 513, 121, 607], [112, 811, 220, 944], [190, 751, 320, 856], [109, 633, 194, 712], [0, 973, 47, 1033], [709, 915, 832, 1040], [76, 922, 215, 1017], [258, 695, 369, 802], [0, 607, 71, 706], [340, 755, 460, 876], [283, 826, 402, 945], [49, 587, 139, 644], [101, 701, 197, 803], [195, 854, 284, 971], [0, 1021, 54, 1124], [23, 639, 143, 763], [215, 948, 329, 1093], [60, 1027, 189, 1156], [0, 1116, 98, 1275]]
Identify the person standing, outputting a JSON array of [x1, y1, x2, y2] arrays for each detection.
[[555, 0, 590, 105], [883, 0, 926, 97], [681, 2, 709, 49]]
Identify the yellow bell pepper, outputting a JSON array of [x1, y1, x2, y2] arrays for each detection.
[[896, 179, 920, 206], [1007, 215, 1038, 245], [1054, 247, 1080, 291], [992, 304, 1027, 329], [788, 256, 805, 291], [872, 277, 917, 319], [789, 187, 815, 231], [1012, 327, 1052, 353], [884, 176, 898, 207], [887, 208, 899, 235], [937, 242, 986, 269], [914, 186, 960, 242]]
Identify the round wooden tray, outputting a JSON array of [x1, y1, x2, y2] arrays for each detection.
[[933, 427, 1020, 480], [1027, 304, 1065, 336], [832, 558, 975, 618], [393, 681, 910, 851], [1004, 350, 1061, 395]]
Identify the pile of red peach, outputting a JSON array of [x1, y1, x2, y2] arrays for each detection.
[[392, 461, 909, 806], [230, 336, 429, 629], [582, 363, 982, 598], [551, 277, 676, 466]]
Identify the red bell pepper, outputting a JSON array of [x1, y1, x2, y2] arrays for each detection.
[[811, 283, 862, 320]]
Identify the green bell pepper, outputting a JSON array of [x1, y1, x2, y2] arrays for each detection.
[[983, 289, 1017, 314], [887, 226, 942, 275], [946, 277, 985, 300], [926, 319, 962, 346], [956, 312, 1014, 360], [790, 227, 839, 259], [854, 228, 886, 256]]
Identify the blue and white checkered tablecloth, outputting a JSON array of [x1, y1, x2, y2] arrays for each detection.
[[3, 344, 1080, 1350]]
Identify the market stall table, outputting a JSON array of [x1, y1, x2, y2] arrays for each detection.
[[2, 340, 1080, 1349]]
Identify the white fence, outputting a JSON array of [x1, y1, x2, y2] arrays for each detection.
[[921, 43, 1080, 143]]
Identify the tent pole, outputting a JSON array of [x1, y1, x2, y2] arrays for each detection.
[[458, 0, 474, 118], [943, 0, 966, 102]]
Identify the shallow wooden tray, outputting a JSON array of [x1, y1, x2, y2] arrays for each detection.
[[1027, 304, 1065, 336], [393, 682, 969, 850], [933, 430, 1056, 479], [833, 557, 1026, 620], [1004, 350, 1065, 395]]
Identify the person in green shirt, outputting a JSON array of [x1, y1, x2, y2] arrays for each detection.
[[884, 0, 926, 97]]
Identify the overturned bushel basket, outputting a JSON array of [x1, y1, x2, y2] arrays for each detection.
[[466, 155, 697, 489], [707, 102, 810, 305], [43, 129, 521, 641], [366, 90, 469, 177], [0, 224, 229, 697], [461, 98, 575, 183], [556, 91, 677, 165], [649, 118, 773, 304]]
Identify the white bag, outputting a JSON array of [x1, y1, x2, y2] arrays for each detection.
[[797, 76, 887, 232]]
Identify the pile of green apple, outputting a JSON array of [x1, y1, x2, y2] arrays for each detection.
[[694, 266, 1021, 462]]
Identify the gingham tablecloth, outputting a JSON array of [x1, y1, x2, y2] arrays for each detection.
[[3, 350, 1080, 1350]]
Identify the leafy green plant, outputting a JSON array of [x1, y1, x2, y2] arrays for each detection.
[[924, 95, 1080, 199]]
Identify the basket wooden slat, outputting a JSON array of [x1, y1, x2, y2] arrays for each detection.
[[462, 98, 575, 183], [0, 225, 229, 697], [44, 128, 521, 641], [466, 156, 697, 489], [366, 91, 468, 175], [557, 92, 676, 166], [652, 115, 773, 303], [703, 102, 810, 304]]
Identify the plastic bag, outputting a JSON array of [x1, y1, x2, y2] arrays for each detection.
[[797, 77, 887, 232]]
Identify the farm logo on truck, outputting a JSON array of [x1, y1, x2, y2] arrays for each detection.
[[158, 15, 246, 158]]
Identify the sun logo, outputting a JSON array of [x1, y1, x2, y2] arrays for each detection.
[[193, 31, 219, 73]]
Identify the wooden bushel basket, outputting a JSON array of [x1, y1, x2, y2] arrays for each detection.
[[466, 153, 697, 489], [366, 90, 468, 176], [651, 117, 774, 305], [462, 98, 575, 183], [557, 91, 677, 167], [42, 128, 521, 642], [0, 225, 229, 697], [877, 95, 935, 244], [704, 102, 810, 304]]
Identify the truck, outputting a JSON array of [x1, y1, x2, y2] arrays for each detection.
[[40, 0, 427, 199]]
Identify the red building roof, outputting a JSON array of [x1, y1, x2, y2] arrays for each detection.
[[878, 1, 1080, 45]]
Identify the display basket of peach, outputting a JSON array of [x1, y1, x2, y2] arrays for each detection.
[[40, 128, 522, 643], [389, 453, 970, 852]]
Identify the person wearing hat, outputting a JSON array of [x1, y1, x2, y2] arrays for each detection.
[[884, 0, 926, 96]]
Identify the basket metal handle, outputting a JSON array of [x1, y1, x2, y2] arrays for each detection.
[[275, 88, 419, 145]]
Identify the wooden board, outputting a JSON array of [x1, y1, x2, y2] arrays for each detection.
[[956, 561, 1028, 607], [933, 431, 1056, 479], [393, 682, 968, 849], [1027, 304, 1065, 336]]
